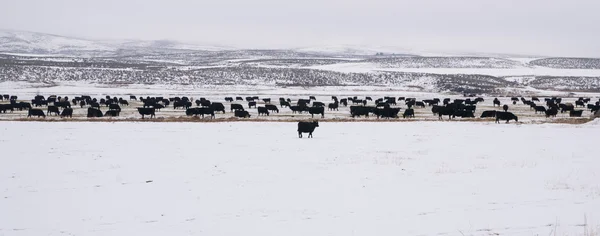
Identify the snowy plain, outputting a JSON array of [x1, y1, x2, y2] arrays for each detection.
[[1, 121, 599, 236], [309, 62, 600, 77]]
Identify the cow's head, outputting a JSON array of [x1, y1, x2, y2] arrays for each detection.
[[313, 121, 319, 127]]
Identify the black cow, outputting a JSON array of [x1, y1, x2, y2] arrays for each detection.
[[32, 99, 47, 107], [464, 105, 476, 113], [298, 99, 310, 107], [309, 96, 316, 100], [28, 109, 45, 118], [290, 106, 307, 114], [236, 97, 243, 101], [262, 98, 271, 104], [452, 110, 475, 118], [402, 108, 415, 118], [186, 108, 215, 118], [119, 100, 129, 106], [532, 97, 540, 102], [280, 101, 290, 108], [234, 110, 251, 118], [109, 104, 122, 112], [87, 108, 103, 118], [339, 99, 348, 107], [386, 98, 397, 105], [312, 102, 325, 107], [211, 103, 226, 113], [265, 104, 279, 113], [309, 107, 325, 118], [297, 121, 319, 138], [588, 104, 596, 110], [431, 105, 443, 115], [493, 98, 501, 106], [480, 110, 496, 118], [47, 106, 60, 116], [350, 106, 372, 118], [248, 101, 257, 108], [545, 108, 558, 117], [137, 108, 155, 119], [54, 102, 71, 109], [231, 104, 244, 111], [15, 102, 32, 111], [0, 104, 13, 113], [495, 112, 518, 123], [502, 104, 509, 112], [436, 106, 456, 120], [258, 107, 270, 116], [569, 110, 583, 117], [534, 106, 546, 114], [60, 108, 73, 118], [575, 101, 585, 107], [174, 101, 192, 109], [560, 103, 575, 113], [246, 97, 254, 102], [89, 102, 100, 109], [105, 110, 120, 117], [154, 104, 165, 111], [375, 108, 400, 119], [328, 102, 339, 111], [130, 95, 137, 100], [200, 100, 211, 107], [225, 97, 234, 102]]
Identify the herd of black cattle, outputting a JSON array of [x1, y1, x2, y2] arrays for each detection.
[[0, 94, 599, 123]]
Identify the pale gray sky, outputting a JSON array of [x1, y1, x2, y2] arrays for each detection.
[[2, 0, 600, 57]]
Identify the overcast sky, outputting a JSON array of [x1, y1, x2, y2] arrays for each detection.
[[2, 0, 600, 57]]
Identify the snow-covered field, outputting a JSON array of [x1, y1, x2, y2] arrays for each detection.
[[310, 62, 600, 77], [1, 121, 599, 236]]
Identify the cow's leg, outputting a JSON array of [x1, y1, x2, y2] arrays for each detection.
[[298, 132, 302, 138], [309, 132, 313, 138]]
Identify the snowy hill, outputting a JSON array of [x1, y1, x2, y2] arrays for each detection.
[[294, 44, 419, 56], [0, 30, 113, 55], [0, 30, 233, 56]]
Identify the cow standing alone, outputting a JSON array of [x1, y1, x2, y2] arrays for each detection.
[[297, 121, 319, 138]]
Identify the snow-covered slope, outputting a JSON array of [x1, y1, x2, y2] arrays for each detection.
[[0, 30, 232, 55], [295, 44, 418, 56], [0, 30, 113, 55]]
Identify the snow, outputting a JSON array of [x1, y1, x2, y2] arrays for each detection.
[[0, 30, 114, 53], [0, 30, 233, 55], [309, 63, 600, 77], [0, 121, 599, 236], [294, 44, 416, 56]]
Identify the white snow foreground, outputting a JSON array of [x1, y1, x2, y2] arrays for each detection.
[[0, 121, 599, 236]]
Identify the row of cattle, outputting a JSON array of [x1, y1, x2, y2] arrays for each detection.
[[2, 94, 599, 121]]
